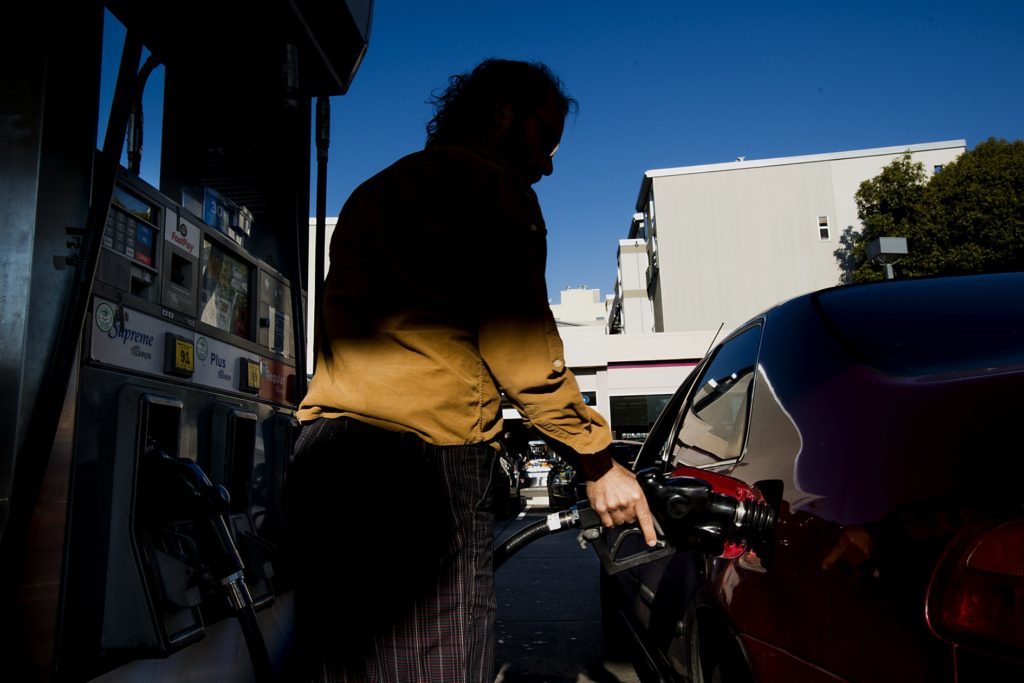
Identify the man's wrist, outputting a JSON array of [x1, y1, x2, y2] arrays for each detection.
[[577, 450, 613, 481]]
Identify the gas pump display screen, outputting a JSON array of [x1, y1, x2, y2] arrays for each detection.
[[105, 188, 158, 267], [200, 239, 252, 339], [113, 186, 154, 224]]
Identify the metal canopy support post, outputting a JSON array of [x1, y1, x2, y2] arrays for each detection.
[[0, 26, 143, 678], [282, 43, 311, 404], [313, 95, 330, 373], [0, 30, 143, 566], [126, 55, 160, 175]]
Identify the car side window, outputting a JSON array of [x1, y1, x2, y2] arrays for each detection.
[[668, 325, 762, 467], [632, 377, 691, 471]]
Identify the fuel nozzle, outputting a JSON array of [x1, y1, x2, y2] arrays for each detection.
[[143, 441, 250, 607], [493, 466, 780, 575], [636, 467, 776, 558]]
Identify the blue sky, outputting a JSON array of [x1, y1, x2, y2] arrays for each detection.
[[109, 0, 1024, 301]]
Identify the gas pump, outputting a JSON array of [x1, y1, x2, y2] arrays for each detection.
[[0, 2, 373, 681], [60, 170, 304, 679]]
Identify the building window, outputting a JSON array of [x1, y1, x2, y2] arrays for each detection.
[[646, 234, 660, 297], [646, 191, 656, 237], [817, 215, 830, 241], [934, 164, 943, 173], [646, 264, 658, 297]]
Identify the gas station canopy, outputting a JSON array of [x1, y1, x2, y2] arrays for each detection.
[[106, 0, 373, 96]]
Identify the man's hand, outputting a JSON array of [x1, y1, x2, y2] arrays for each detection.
[[583, 457, 658, 547]]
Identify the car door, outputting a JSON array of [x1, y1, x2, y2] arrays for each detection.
[[632, 326, 763, 652], [601, 372, 694, 641], [712, 329, 951, 682]]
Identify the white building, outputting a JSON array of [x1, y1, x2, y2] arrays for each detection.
[[549, 286, 608, 325], [614, 140, 966, 334], [545, 287, 708, 439], [607, 213, 656, 335], [562, 326, 714, 440]]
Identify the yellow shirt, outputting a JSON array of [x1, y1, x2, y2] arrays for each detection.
[[297, 145, 612, 456]]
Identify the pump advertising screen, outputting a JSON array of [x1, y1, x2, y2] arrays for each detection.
[[200, 238, 252, 339]]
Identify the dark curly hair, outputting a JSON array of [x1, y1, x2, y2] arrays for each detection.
[[425, 59, 577, 148]]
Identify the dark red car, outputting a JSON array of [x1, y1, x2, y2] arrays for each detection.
[[601, 272, 1024, 682]]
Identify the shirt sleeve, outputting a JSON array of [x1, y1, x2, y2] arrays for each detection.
[[476, 175, 613, 456]]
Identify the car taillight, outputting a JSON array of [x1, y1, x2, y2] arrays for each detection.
[[928, 519, 1024, 651]]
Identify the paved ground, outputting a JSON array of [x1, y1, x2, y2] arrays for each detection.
[[492, 489, 641, 683]]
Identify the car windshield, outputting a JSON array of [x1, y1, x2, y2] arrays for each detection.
[[815, 273, 1024, 376]]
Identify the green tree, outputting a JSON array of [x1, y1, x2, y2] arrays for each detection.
[[916, 138, 1024, 274], [836, 139, 1024, 282], [838, 152, 928, 283]]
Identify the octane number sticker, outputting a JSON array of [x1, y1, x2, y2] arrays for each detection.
[[174, 338, 195, 373]]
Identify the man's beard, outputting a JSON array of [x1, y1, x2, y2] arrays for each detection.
[[496, 122, 537, 184]]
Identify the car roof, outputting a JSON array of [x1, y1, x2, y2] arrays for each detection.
[[795, 272, 1024, 376]]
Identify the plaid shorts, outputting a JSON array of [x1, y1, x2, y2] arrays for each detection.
[[286, 418, 497, 682]]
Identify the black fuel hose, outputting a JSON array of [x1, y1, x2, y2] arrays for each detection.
[[237, 601, 273, 683], [493, 509, 578, 570]]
